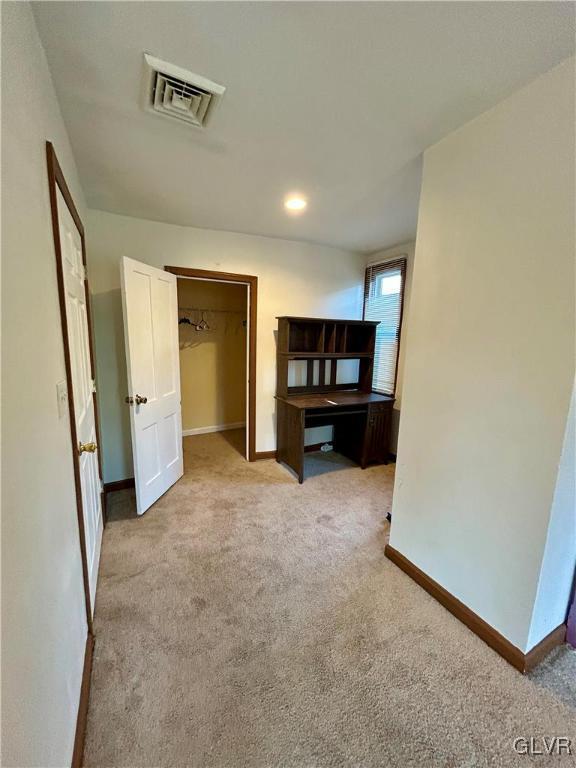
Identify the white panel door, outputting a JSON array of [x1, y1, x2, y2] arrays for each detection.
[[121, 257, 183, 515], [57, 188, 103, 611]]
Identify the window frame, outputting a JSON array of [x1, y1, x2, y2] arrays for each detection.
[[362, 257, 407, 397]]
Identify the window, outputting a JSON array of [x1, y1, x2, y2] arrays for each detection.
[[363, 258, 406, 395]]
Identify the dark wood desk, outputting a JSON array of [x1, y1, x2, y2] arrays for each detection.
[[276, 391, 394, 483]]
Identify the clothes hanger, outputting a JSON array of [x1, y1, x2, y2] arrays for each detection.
[[196, 311, 209, 331]]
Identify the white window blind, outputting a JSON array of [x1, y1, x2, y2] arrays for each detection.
[[363, 258, 406, 395]]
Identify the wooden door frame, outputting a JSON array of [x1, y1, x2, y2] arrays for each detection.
[[46, 141, 105, 633], [164, 266, 258, 461]]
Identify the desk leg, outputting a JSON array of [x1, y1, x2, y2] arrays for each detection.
[[277, 401, 305, 482]]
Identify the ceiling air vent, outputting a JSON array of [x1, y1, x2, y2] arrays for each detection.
[[143, 54, 225, 129]]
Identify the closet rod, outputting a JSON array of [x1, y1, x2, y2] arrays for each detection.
[[179, 306, 245, 314]]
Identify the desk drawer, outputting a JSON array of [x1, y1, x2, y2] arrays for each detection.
[[368, 401, 393, 415], [306, 407, 367, 418], [305, 409, 367, 429], [364, 405, 392, 466]]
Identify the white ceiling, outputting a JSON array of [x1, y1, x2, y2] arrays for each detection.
[[33, 2, 574, 253]]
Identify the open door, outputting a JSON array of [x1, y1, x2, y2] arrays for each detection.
[[121, 257, 183, 515], [47, 142, 103, 624]]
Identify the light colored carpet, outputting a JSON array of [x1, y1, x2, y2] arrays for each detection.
[[84, 430, 576, 768]]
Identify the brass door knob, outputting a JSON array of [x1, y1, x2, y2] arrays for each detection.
[[135, 394, 148, 405], [78, 441, 97, 455]]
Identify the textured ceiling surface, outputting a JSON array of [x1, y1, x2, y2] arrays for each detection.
[[33, 1, 575, 252]]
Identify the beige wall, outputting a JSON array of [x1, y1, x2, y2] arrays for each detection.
[[366, 241, 416, 453], [390, 58, 575, 652], [178, 279, 247, 433], [87, 210, 365, 482], [1, 3, 89, 765]]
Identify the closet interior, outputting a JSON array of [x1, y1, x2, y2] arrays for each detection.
[[177, 278, 248, 456]]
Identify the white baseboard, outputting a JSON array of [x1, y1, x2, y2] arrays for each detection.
[[182, 422, 246, 437]]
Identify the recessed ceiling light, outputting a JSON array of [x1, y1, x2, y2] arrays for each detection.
[[284, 195, 308, 214]]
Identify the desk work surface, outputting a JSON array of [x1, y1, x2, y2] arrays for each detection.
[[276, 391, 394, 410]]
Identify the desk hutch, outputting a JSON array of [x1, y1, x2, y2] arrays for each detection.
[[275, 316, 394, 482]]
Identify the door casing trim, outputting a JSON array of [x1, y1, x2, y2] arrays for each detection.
[[46, 141, 105, 633], [164, 265, 258, 461]]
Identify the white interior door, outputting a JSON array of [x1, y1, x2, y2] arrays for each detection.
[[57, 188, 103, 612], [121, 257, 183, 515]]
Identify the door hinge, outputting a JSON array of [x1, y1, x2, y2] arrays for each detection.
[[91, 379, 97, 394], [80, 264, 86, 281]]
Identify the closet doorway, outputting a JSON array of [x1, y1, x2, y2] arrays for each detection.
[[165, 267, 257, 462]]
